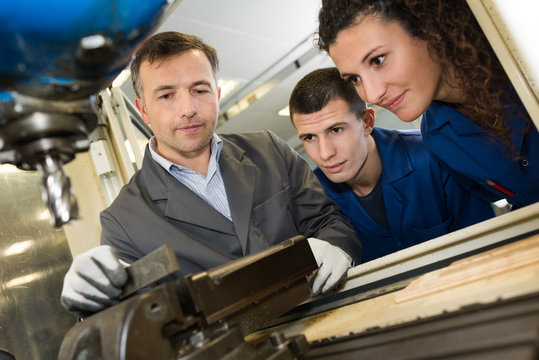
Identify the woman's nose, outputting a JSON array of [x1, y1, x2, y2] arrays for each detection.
[[360, 75, 386, 106]]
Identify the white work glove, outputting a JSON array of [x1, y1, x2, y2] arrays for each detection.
[[61, 245, 128, 315], [308, 238, 352, 296]]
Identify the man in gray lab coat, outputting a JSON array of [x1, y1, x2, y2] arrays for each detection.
[[60, 32, 362, 314]]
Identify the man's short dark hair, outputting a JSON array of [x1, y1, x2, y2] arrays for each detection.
[[130, 31, 219, 100], [289, 67, 366, 124]]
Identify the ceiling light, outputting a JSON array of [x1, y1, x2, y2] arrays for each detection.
[[278, 106, 290, 117], [221, 82, 276, 121], [218, 79, 240, 100]]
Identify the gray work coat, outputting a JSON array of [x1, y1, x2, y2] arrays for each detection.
[[100, 131, 362, 278]]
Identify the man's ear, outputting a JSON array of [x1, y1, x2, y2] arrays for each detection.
[[135, 97, 150, 125], [362, 107, 375, 134]]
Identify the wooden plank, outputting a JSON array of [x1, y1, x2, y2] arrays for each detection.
[[341, 202, 539, 294], [252, 234, 539, 343], [395, 234, 539, 303]]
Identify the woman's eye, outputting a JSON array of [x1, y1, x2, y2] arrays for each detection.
[[371, 55, 386, 66], [345, 75, 361, 86]]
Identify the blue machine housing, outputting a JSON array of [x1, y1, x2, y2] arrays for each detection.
[[0, 0, 172, 227], [0, 0, 169, 99]]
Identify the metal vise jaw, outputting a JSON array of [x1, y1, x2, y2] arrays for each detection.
[[58, 235, 317, 360]]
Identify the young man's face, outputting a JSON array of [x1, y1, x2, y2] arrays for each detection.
[[293, 98, 373, 184], [135, 50, 221, 163]]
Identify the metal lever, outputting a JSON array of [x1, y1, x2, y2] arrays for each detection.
[[121, 244, 180, 299]]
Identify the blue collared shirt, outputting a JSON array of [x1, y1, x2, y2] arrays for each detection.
[[148, 134, 232, 221]]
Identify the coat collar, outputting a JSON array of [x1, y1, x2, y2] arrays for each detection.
[[314, 127, 415, 196], [423, 100, 527, 153], [140, 145, 237, 235], [372, 127, 414, 183], [423, 101, 483, 135]]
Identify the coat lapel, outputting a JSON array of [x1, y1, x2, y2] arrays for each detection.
[[219, 139, 256, 254], [141, 146, 236, 235]]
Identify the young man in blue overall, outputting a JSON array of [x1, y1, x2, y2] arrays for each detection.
[[289, 67, 495, 262]]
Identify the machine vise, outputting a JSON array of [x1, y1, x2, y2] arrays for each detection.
[[58, 235, 316, 360]]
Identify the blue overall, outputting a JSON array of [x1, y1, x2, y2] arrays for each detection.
[[314, 127, 495, 262], [421, 101, 539, 208]]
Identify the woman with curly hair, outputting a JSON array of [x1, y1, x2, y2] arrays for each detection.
[[317, 0, 538, 209]]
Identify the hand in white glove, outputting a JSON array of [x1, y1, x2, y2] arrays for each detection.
[[307, 238, 352, 296], [60, 245, 128, 315]]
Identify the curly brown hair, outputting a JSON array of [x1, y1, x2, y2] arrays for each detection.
[[318, 0, 530, 155]]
